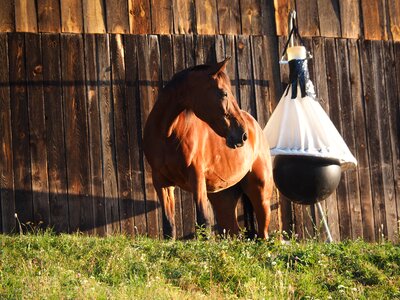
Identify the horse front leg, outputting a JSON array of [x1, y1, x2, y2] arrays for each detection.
[[189, 168, 212, 230], [152, 173, 176, 239], [240, 156, 273, 239]]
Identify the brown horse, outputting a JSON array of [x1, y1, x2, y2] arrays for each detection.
[[143, 58, 273, 239]]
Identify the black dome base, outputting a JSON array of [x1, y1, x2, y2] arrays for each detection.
[[273, 155, 341, 205]]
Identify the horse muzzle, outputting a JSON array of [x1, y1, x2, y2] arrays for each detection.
[[226, 131, 248, 149]]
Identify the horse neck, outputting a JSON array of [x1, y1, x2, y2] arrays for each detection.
[[152, 86, 190, 136]]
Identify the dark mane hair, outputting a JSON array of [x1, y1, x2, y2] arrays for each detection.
[[164, 63, 228, 91]]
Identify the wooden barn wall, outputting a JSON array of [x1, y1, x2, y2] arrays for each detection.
[[0, 1, 399, 241], [0, 0, 399, 41]]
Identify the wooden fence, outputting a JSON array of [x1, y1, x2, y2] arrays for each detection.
[[0, 1, 399, 241], [0, 0, 399, 41]]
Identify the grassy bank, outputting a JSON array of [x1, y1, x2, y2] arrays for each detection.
[[0, 231, 399, 299]]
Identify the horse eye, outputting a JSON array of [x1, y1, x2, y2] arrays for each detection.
[[222, 92, 228, 98]]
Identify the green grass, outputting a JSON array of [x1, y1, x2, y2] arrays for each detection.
[[0, 231, 399, 299]]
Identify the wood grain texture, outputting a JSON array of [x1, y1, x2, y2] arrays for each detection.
[[124, 35, 147, 235], [151, 0, 173, 34], [137, 35, 161, 238], [82, 0, 106, 33], [61, 34, 93, 233], [240, 0, 263, 35], [339, 0, 361, 38], [111, 34, 134, 235], [217, 0, 241, 34], [195, 0, 218, 34], [295, 0, 319, 36], [84, 34, 105, 235], [105, 0, 130, 33], [128, 0, 151, 34], [173, 0, 194, 34], [274, 0, 295, 36], [361, 0, 388, 40], [0, 0, 15, 32], [25, 33, 50, 229], [42, 34, 69, 233], [348, 39, 375, 241], [393, 43, 400, 229], [37, 0, 61, 32], [317, 0, 341, 37], [381, 41, 399, 240], [336, 38, 362, 239], [8, 33, 33, 228], [0, 34, 15, 233], [96, 34, 119, 235], [61, 0, 83, 33], [15, 0, 38, 32], [388, 0, 400, 40]]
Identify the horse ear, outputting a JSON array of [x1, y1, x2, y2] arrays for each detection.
[[210, 57, 231, 78]]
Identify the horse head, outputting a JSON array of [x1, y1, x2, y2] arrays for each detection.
[[188, 58, 248, 149]]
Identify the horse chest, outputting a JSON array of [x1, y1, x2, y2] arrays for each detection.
[[162, 136, 253, 192]]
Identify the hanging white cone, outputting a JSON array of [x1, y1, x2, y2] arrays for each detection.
[[263, 84, 357, 171]]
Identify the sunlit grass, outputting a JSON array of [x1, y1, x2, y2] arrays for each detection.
[[0, 230, 399, 299]]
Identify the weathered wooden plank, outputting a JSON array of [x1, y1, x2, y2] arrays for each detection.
[[360, 0, 388, 40], [194, 0, 218, 34], [336, 38, 363, 240], [37, 0, 61, 32], [274, 0, 295, 36], [325, 38, 352, 240], [137, 35, 161, 238], [15, 0, 38, 32], [42, 34, 69, 233], [240, 0, 262, 35], [240, 0, 275, 35], [317, 0, 341, 37], [360, 40, 387, 240], [295, 0, 320, 36], [8, 33, 33, 229], [320, 38, 341, 241], [105, 0, 130, 33], [0, 33, 15, 233], [388, 0, 400, 41], [124, 35, 147, 235], [173, 0, 194, 34], [95, 34, 119, 235], [381, 41, 399, 241], [339, 0, 361, 38], [82, 0, 106, 33], [111, 34, 135, 235], [0, 0, 15, 32], [25, 33, 50, 229], [347, 39, 375, 241], [217, 0, 241, 34], [128, 0, 151, 34], [61, 0, 83, 33], [393, 42, 400, 229], [61, 34, 93, 233], [150, 0, 173, 34], [236, 36, 256, 117], [83, 34, 105, 235]]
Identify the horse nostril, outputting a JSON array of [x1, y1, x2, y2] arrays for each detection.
[[242, 132, 248, 142]]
